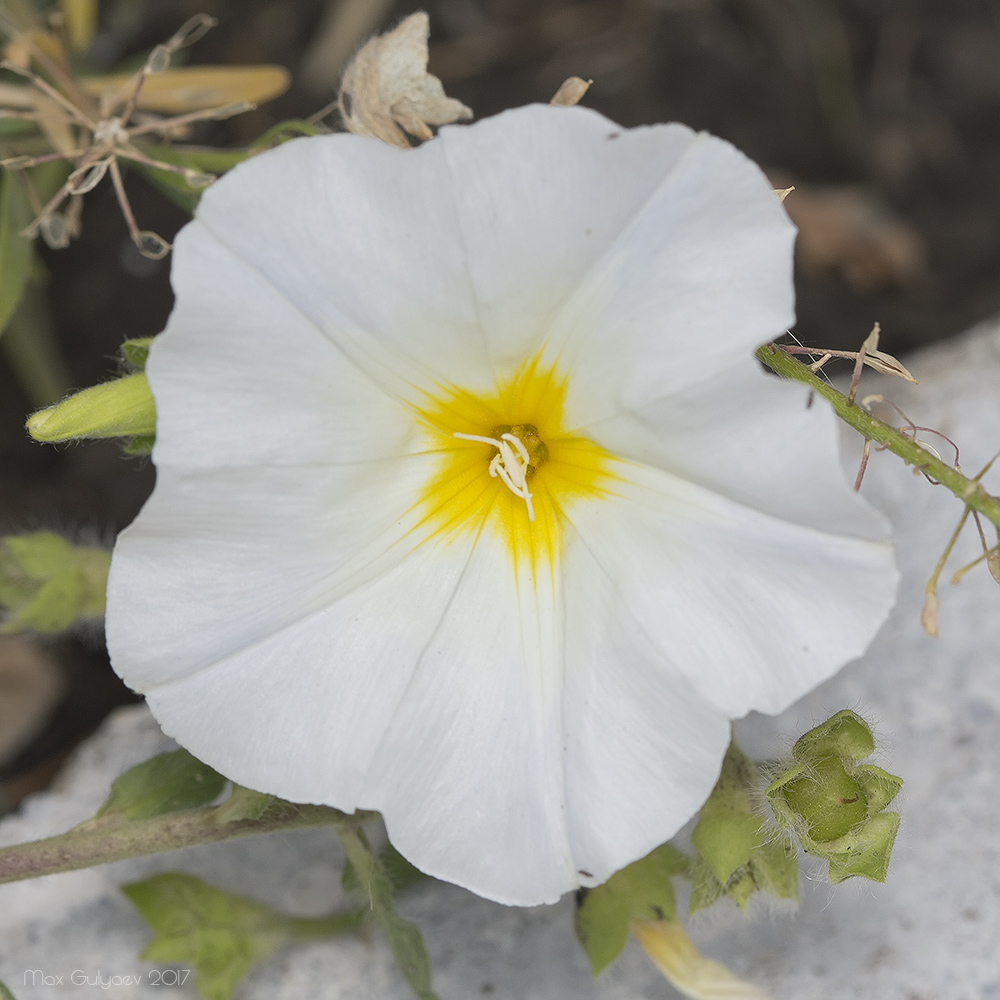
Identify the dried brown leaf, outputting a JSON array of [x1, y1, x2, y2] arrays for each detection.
[[338, 12, 472, 149]]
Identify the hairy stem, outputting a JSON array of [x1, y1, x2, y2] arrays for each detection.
[[757, 344, 1000, 529], [0, 803, 354, 885]]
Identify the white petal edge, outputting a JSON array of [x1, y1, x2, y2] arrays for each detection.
[[580, 355, 894, 538], [561, 462, 897, 718]]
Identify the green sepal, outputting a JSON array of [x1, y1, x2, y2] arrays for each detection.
[[854, 763, 905, 815], [791, 707, 876, 763], [27, 371, 156, 442], [765, 710, 903, 884], [750, 835, 800, 900], [826, 812, 901, 883], [0, 167, 35, 337], [123, 873, 293, 1000], [688, 741, 799, 914], [0, 531, 110, 634], [692, 811, 761, 883], [95, 749, 226, 821], [779, 755, 869, 842], [212, 785, 279, 824], [574, 843, 688, 976], [121, 336, 155, 371], [339, 828, 438, 1000], [123, 433, 155, 456]]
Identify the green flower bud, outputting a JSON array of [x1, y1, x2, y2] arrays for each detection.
[[765, 710, 903, 884], [689, 740, 799, 913], [0, 531, 110, 634], [26, 372, 156, 443]]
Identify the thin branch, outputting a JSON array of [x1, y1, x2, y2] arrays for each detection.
[[0, 803, 358, 885], [757, 344, 1000, 530]]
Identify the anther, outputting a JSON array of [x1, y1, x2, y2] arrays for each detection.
[[454, 431, 536, 521]]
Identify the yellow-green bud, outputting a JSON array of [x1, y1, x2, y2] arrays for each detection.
[[26, 372, 156, 443]]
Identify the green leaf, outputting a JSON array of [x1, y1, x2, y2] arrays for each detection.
[[378, 841, 427, 895], [121, 337, 155, 370], [0, 117, 39, 138], [123, 873, 292, 1000], [0, 532, 111, 635], [339, 829, 438, 1000], [124, 871, 363, 1000], [0, 168, 35, 338], [4, 531, 73, 577], [575, 843, 688, 975], [2, 568, 83, 633], [341, 841, 426, 897], [0, 977, 18, 1000], [96, 749, 227, 821]]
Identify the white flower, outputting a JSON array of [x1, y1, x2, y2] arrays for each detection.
[[106, 104, 897, 906]]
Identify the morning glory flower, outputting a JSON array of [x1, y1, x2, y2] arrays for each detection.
[[106, 104, 897, 906]]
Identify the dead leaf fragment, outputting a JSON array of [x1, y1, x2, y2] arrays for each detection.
[[550, 76, 592, 106], [338, 12, 473, 149], [769, 173, 926, 293]]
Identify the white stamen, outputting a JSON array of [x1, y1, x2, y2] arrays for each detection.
[[454, 431, 536, 521]]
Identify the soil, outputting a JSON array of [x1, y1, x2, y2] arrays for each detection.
[[3, 0, 1000, 794]]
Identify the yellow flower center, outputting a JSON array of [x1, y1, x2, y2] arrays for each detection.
[[414, 354, 619, 574]]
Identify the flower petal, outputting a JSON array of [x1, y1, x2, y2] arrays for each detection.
[[187, 105, 792, 407], [431, 105, 795, 404], [581, 356, 892, 537], [190, 130, 494, 398], [120, 524, 477, 810], [561, 463, 896, 718], [560, 534, 731, 881], [150, 222, 417, 470], [360, 531, 574, 905], [107, 453, 445, 689]]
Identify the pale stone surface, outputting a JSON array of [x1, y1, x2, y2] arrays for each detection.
[[2, 321, 1000, 1000]]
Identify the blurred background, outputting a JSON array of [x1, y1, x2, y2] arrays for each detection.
[[3, 0, 1000, 806]]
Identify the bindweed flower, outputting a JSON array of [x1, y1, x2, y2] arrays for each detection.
[[106, 104, 897, 905]]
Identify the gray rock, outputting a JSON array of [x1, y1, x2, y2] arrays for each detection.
[[3, 320, 1000, 1000]]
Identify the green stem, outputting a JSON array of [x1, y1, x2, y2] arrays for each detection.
[[0, 803, 353, 885], [757, 344, 1000, 530], [287, 910, 364, 939], [1, 284, 71, 408]]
